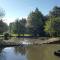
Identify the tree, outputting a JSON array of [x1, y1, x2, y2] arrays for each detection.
[[44, 6, 60, 37], [0, 8, 5, 19], [9, 22, 14, 33], [44, 17, 60, 37], [0, 20, 8, 34], [12, 18, 26, 36], [27, 8, 44, 36], [19, 18, 26, 36], [0, 8, 8, 34], [49, 6, 60, 17], [13, 18, 20, 34]]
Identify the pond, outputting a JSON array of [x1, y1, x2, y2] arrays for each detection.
[[0, 44, 60, 60]]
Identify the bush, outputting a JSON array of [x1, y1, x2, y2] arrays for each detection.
[[3, 32, 10, 40]]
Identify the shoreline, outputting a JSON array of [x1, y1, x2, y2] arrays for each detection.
[[0, 37, 60, 47]]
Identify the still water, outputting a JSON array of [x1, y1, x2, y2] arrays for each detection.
[[0, 44, 60, 60]]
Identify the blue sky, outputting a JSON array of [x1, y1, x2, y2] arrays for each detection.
[[0, 0, 60, 25]]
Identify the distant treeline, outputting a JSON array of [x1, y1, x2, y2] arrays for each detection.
[[0, 6, 60, 37]]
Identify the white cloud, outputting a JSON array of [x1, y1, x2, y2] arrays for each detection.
[[3, 17, 16, 25]]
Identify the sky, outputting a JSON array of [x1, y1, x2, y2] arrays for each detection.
[[0, 0, 60, 25]]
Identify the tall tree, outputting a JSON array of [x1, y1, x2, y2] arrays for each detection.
[[19, 18, 26, 36], [44, 17, 60, 37], [0, 20, 8, 34], [0, 8, 5, 19], [44, 6, 60, 37], [13, 18, 20, 34], [0, 8, 8, 34], [9, 22, 14, 33], [27, 8, 44, 36], [49, 6, 60, 17], [12, 18, 26, 36]]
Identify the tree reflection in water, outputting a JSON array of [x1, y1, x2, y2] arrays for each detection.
[[26, 44, 60, 60], [14, 46, 27, 55], [0, 47, 6, 60], [0, 44, 59, 60]]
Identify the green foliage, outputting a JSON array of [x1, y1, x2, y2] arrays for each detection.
[[4, 32, 10, 36], [9, 18, 27, 36], [9, 22, 14, 33], [0, 20, 8, 34], [4, 32, 10, 40], [44, 17, 60, 37], [9, 6, 60, 37], [49, 6, 60, 17], [0, 8, 8, 34], [0, 8, 5, 18], [13, 19, 20, 34], [44, 6, 60, 37], [19, 18, 26, 34], [27, 8, 44, 36]]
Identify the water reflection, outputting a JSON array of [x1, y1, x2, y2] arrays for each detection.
[[27, 44, 60, 60], [14, 46, 26, 55], [0, 44, 60, 60], [0, 46, 27, 60], [0, 47, 6, 60]]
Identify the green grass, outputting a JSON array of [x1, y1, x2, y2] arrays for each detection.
[[11, 34, 32, 36]]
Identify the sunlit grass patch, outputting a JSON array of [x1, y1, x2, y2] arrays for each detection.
[[11, 34, 32, 36]]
